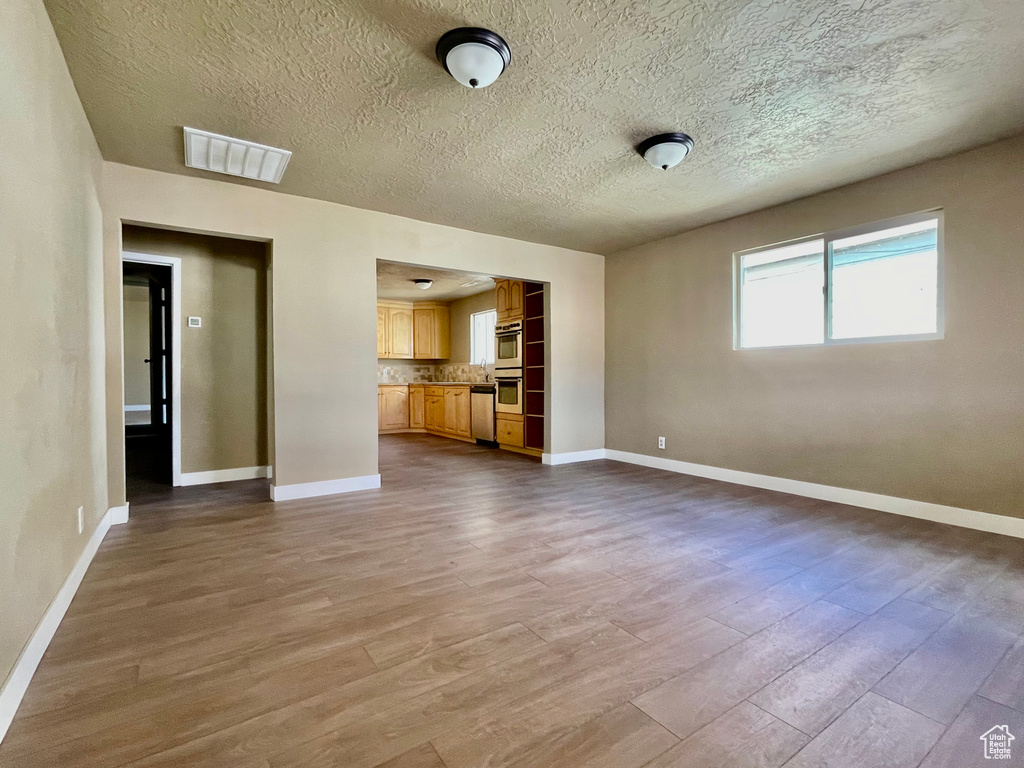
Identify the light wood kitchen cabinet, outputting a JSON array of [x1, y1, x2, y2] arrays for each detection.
[[425, 389, 445, 432], [378, 302, 414, 359], [495, 280, 524, 322], [496, 413, 524, 448], [389, 307, 414, 358], [452, 388, 472, 437], [509, 281, 523, 319], [378, 385, 410, 430], [443, 390, 457, 433], [413, 303, 451, 360], [378, 301, 449, 360], [409, 385, 425, 429], [377, 306, 388, 357], [442, 388, 471, 437], [379, 383, 473, 441], [495, 281, 508, 321]]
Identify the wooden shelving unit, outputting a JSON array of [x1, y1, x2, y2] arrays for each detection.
[[522, 281, 546, 452]]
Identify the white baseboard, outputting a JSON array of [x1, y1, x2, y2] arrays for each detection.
[[180, 466, 270, 486], [0, 509, 112, 745], [542, 449, 608, 466], [108, 503, 129, 525], [604, 449, 1024, 540], [123, 404, 150, 412], [270, 473, 382, 502]]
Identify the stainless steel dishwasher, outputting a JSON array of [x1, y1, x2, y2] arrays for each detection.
[[470, 384, 496, 444]]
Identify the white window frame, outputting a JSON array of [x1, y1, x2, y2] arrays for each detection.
[[733, 209, 945, 350], [470, 308, 497, 365]]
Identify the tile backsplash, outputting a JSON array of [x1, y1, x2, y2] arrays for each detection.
[[378, 360, 494, 384], [377, 362, 435, 384], [437, 363, 494, 383]]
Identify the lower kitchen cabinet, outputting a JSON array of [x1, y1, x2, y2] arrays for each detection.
[[425, 397, 445, 431], [425, 387, 445, 432], [409, 385, 425, 429], [379, 384, 477, 444], [496, 413, 524, 448], [444, 387, 472, 438], [378, 385, 410, 430]]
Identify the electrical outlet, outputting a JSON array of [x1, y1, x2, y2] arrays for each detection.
[[77, 506, 84, 535], [658, 436, 666, 450]]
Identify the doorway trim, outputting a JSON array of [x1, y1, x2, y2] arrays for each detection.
[[122, 251, 182, 487]]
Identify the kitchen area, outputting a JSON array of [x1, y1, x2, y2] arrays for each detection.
[[377, 260, 546, 456]]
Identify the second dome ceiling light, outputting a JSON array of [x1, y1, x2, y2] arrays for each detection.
[[435, 27, 694, 170]]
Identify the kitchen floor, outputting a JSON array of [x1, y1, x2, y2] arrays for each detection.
[[2, 434, 1022, 768]]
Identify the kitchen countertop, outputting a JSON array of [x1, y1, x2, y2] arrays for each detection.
[[378, 381, 490, 387]]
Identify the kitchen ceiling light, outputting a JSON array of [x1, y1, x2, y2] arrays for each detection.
[[637, 133, 695, 170], [183, 127, 292, 183], [436, 28, 511, 89], [412, 279, 434, 290]]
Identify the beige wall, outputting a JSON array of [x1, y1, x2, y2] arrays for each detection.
[[101, 163, 604, 501], [122, 284, 150, 406], [122, 227, 268, 473], [607, 134, 1024, 520], [449, 289, 497, 364], [0, 0, 106, 687]]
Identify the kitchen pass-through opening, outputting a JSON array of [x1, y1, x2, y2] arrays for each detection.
[[376, 259, 549, 459]]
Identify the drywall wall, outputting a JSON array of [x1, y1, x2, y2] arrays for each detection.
[[122, 284, 150, 407], [0, 0, 106, 689], [122, 226, 268, 473], [449, 289, 497, 364], [101, 163, 604, 501], [607, 134, 1024, 520]]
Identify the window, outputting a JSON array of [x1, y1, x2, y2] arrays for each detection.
[[470, 309, 497, 365], [735, 212, 942, 349]]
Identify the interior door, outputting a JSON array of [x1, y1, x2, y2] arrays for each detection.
[[123, 261, 173, 485], [148, 272, 171, 437]]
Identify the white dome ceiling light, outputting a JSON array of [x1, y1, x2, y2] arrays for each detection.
[[637, 133, 695, 170], [436, 28, 511, 89], [412, 279, 434, 290]]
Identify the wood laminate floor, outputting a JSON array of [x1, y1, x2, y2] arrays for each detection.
[[2, 434, 1023, 768]]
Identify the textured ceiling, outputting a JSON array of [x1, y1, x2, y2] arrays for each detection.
[[45, 0, 1024, 253], [376, 260, 494, 302]]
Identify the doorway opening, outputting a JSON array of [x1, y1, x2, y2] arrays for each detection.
[[121, 225, 271, 508], [123, 258, 176, 496]]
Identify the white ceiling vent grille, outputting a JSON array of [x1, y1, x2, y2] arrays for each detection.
[[183, 127, 292, 184]]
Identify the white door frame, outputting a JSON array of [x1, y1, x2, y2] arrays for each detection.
[[122, 251, 183, 487]]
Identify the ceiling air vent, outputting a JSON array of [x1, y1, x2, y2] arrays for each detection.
[[183, 127, 292, 184]]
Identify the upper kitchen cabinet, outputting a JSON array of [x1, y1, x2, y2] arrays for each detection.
[[378, 302, 415, 359], [377, 305, 388, 357], [413, 303, 451, 360], [378, 300, 450, 360], [495, 280, 523, 322]]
